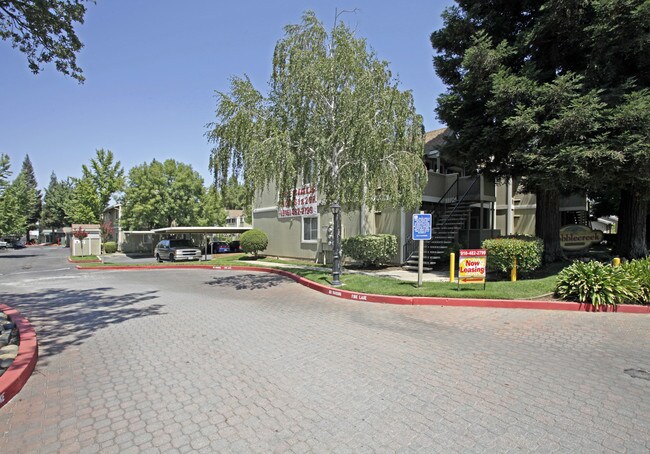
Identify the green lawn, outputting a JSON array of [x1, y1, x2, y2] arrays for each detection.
[[70, 255, 101, 261], [287, 268, 558, 300]]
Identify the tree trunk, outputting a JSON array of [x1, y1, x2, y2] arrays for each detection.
[[535, 188, 563, 263], [646, 202, 650, 250], [616, 188, 648, 259]]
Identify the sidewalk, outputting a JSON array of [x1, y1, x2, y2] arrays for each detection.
[[256, 260, 451, 283]]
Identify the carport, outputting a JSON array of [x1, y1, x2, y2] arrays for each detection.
[[152, 226, 252, 260]]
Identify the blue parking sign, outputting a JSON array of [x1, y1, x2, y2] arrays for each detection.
[[412, 214, 432, 240]]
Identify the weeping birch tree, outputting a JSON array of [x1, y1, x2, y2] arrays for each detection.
[[207, 11, 426, 219]]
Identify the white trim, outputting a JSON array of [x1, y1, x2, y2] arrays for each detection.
[[497, 204, 536, 210], [301, 216, 319, 244], [253, 206, 278, 214]]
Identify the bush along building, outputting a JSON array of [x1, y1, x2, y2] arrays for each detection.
[[252, 128, 589, 270]]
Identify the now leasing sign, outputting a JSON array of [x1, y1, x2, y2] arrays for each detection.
[[458, 249, 487, 288], [278, 185, 318, 218]]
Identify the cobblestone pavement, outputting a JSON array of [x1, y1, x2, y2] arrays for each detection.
[[1, 266, 649, 453]]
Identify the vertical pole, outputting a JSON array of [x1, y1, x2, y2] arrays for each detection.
[[612, 257, 621, 267], [449, 252, 455, 283], [332, 205, 342, 286], [417, 210, 424, 288], [511, 257, 517, 282]]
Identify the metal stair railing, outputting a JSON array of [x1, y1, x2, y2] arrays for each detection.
[[401, 175, 461, 262], [402, 174, 481, 267]]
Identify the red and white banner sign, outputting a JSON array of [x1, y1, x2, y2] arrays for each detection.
[[278, 185, 318, 218]]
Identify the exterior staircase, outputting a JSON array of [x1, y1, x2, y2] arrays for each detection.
[[403, 201, 471, 271], [402, 175, 480, 272]]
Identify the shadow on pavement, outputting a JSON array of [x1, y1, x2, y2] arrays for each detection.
[[204, 273, 285, 291], [1, 287, 163, 367]]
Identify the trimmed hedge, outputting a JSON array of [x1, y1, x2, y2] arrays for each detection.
[[342, 234, 397, 267], [240, 229, 268, 256], [103, 241, 117, 254], [555, 259, 649, 308], [481, 235, 543, 275]]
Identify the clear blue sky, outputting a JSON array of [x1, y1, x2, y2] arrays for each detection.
[[0, 0, 454, 190]]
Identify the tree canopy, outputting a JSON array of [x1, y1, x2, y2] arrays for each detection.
[[207, 11, 426, 213], [82, 149, 125, 212], [14, 154, 42, 239], [0, 155, 25, 237], [0, 0, 90, 82], [42, 172, 73, 229], [431, 0, 649, 259], [64, 149, 124, 224], [121, 159, 205, 230]]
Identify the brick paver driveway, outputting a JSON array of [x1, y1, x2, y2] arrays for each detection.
[[1, 258, 649, 452]]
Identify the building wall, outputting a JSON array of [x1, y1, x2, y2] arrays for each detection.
[[495, 180, 588, 236], [120, 232, 157, 254]]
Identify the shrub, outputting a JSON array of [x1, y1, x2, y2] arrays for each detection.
[[621, 257, 650, 304], [103, 241, 117, 254], [481, 235, 543, 275], [240, 229, 268, 256], [342, 234, 397, 267], [555, 260, 644, 308]]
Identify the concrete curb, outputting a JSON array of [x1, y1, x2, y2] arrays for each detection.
[[0, 304, 38, 409], [78, 264, 650, 313], [67, 258, 102, 263]]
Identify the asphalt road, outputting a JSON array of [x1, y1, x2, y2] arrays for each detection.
[[0, 246, 649, 452]]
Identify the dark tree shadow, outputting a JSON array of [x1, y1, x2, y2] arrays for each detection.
[[0, 254, 41, 259], [0, 287, 163, 367], [204, 274, 285, 290]]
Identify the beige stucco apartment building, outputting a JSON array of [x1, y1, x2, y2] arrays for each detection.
[[252, 128, 589, 266]]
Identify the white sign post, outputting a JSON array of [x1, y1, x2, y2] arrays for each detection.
[[412, 212, 432, 288]]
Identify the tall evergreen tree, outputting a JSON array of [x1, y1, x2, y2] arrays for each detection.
[[431, 0, 648, 260], [0, 154, 10, 190], [15, 155, 42, 241], [42, 173, 74, 230]]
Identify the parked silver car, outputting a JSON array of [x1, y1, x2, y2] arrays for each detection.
[[154, 239, 202, 262]]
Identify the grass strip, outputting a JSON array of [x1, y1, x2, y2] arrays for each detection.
[[285, 268, 558, 300]]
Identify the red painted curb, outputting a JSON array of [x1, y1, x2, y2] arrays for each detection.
[[0, 304, 38, 409], [79, 265, 650, 313]]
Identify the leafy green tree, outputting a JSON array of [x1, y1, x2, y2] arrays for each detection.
[[14, 155, 42, 241], [0, 183, 26, 237], [198, 185, 227, 227], [82, 149, 125, 214], [430, 0, 648, 260], [0, 155, 25, 237], [221, 175, 247, 210], [121, 159, 205, 230], [65, 175, 100, 223], [0, 0, 91, 82], [42, 173, 73, 230], [207, 11, 426, 223]]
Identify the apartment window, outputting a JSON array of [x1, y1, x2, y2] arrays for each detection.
[[302, 216, 318, 243]]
